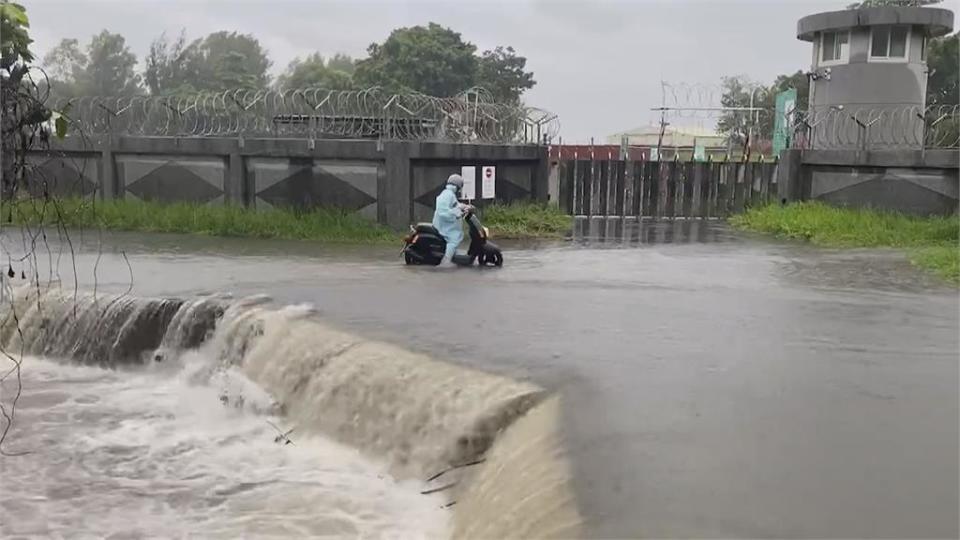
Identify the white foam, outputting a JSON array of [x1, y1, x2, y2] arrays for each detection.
[[0, 356, 450, 538]]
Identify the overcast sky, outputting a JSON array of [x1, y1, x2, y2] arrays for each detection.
[[24, 0, 959, 142]]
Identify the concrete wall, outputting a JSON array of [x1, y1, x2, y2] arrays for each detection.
[[26, 136, 548, 229], [778, 148, 959, 215]]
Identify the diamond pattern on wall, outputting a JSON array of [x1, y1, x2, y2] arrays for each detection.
[[24, 156, 98, 197], [410, 163, 537, 222], [414, 183, 447, 208], [885, 168, 958, 199], [126, 163, 224, 203], [318, 164, 378, 199], [257, 167, 375, 211], [818, 177, 956, 215], [414, 174, 531, 208], [811, 171, 881, 198], [255, 161, 378, 212], [496, 175, 531, 202]]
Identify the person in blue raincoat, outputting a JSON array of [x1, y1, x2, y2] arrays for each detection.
[[433, 174, 472, 265]]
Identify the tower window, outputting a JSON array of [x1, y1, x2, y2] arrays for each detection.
[[821, 31, 850, 64], [870, 26, 910, 61]]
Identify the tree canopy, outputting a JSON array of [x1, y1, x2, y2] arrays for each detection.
[[716, 71, 810, 151], [326, 53, 356, 75], [353, 22, 536, 100], [144, 30, 196, 96], [144, 30, 271, 95], [476, 46, 536, 103], [41, 23, 537, 102], [78, 30, 141, 96], [191, 31, 271, 90], [41, 38, 84, 86], [926, 32, 958, 108], [1, 2, 68, 198], [276, 52, 355, 90], [0, 1, 33, 66], [354, 23, 479, 96], [43, 32, 140, 98], [41, 38, 85, 99]]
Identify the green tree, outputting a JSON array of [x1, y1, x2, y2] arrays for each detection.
[[189, 31, 271, 91], [1, 3, 67, 207], [144, 30, 271, 94], [2, 0, 37, 197], [75, 30, 140, 96], [925, 32, 959, 146], [716, 76, 770, 148], [41, 37, 86, 97], [144, 30, 197, 96], [326, 53, 356, 75], [354, 22, 478, 96], [0, 1, 32, 65], [717, 71, 810, 149], [212, 50, 261, 88], [276, 52, 355, 90], [476, 46, 536, 103], [926, 32, 958, 107]]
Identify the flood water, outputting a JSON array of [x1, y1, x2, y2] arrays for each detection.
[[1, 220, 957, 538], [1, 357, 447, 538]]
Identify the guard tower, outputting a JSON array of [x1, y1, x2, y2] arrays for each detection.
[[797, 5, 954, 148]]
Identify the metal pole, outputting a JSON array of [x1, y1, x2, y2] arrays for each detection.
[[747, 87, 757, 161], [656, 111, 667, 160]]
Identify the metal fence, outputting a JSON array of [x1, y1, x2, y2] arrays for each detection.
[[54, 87, 559, 144], [558, 158, 778, 220], [791, 104, 960, 150]]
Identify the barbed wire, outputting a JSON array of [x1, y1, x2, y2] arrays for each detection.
[[659, 81, 766, 121], [792, 104, 960, 150], [660, 82, 726, 109], [657, 80, 958, 151], [51, 87, 559, 144]]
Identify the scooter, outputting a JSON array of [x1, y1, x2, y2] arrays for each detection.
[[402, 207, 503, 267]]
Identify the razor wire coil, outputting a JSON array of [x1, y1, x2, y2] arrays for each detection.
[[55, 87, 560, 144]]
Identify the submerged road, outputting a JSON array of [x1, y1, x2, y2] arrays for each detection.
[[8, 221, 958, 538]]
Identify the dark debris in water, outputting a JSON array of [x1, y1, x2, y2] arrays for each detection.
[[267, 420, 295, 446]]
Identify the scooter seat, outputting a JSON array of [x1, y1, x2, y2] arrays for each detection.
[[414, 223, 441, 236]]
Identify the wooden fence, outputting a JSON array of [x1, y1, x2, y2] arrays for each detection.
[[557, 158, 780, 219]]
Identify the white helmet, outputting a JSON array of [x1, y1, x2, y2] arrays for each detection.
[[446, 174, 464, 189]]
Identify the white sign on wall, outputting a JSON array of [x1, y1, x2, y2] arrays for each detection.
[[481, 166, 496, 199], [460, 165, 476, 200]]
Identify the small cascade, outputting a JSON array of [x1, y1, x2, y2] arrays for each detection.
[[1, 287, 182, 367], [1, 284, 546, 476], [153, 295, 229, 363], [0, 283, 581, 537]]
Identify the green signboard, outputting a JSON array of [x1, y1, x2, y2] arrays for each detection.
[[693, 138, 706, 162], [773, 88, 797, 157]]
